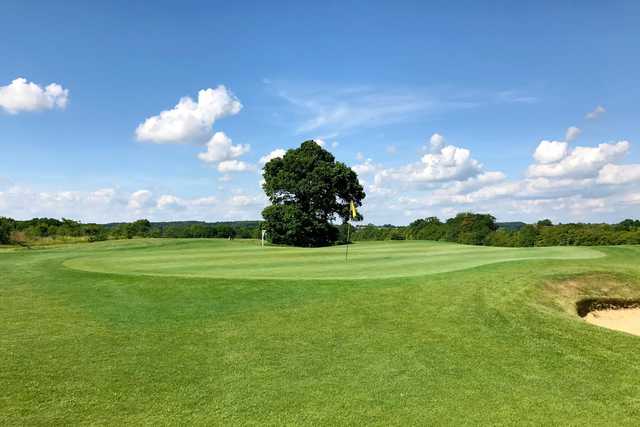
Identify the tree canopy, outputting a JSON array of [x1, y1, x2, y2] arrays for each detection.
[[261, 141, 365, 246]]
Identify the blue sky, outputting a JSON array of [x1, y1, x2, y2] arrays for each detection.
[[1, 1, 639, 224]]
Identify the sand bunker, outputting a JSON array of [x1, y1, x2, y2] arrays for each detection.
[[585, 308, 640, 336]]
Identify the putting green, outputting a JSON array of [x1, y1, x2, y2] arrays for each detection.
[[64, 239, 604, 279]]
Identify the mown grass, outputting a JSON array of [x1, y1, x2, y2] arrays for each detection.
[[2, 239, 640, 425]]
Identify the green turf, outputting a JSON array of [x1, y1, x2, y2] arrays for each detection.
[[2, 239, 640, 425], [63, 239, 603, 280]]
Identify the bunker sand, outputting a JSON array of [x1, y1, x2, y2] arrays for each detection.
[[585, 308, 640, 336]]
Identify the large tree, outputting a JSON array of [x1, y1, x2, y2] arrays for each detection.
[[262, 141, 365, 247]]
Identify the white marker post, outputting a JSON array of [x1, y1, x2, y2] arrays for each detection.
[[261, 229, 266, 247]]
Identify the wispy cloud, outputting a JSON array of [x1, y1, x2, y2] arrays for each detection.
[[268, 82, 535, 137], [276, 85, 439, 136]]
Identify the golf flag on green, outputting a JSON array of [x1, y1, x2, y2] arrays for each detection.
[[346, 201, 357, 262]]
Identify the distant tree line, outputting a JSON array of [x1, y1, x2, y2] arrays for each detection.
[[351, 213, 640, 247], [0, 217, 262, 245], [2, 214, 639, 247]]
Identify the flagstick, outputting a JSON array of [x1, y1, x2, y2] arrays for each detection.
[[345, 220, 350, 262]]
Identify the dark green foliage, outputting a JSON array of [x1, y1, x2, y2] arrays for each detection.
[[406, 217, 445, 240], [127, 219, 152, 238], [353, 215, 640, 247], [485, 228, 518, 247], [84, 224, 108, 242], [337, 223, 356, 244], [496, 221, 527, 231], [0, 217, 15, 244], [516, 224, 538, 247], [350, 224, 400, 241], [261, 141, 365, 247], [0, 217, 261, 244], [444, 213, 498, 245], [262, 204, 338, 246], [2, 213, 639, 248]]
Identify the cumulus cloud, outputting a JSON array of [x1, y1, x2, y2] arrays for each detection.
[[350, 128, 640, 224], [586, 105, 606, 120], [217, 160, 255, 173], [0, 77, 69, 114], [444, 171, 507, 195], [533, 140, 569, 164], [428, 133, 446, 152], [228, 195, 255, 207], [597, 163, 640, 185], [135, 85, 242, 144], [197, 132, 252, 173], [565, 126, 581, 142], [313, 139, 326, 147], [528, 141, 629, 179], [406, 141, 482, 183], [259, 148, 286, 164], [156, 194, 184, 210], [352, 158, 381, 175], [0, 184, 267, 222], [128, 190, 153, 210], [191, 196, 218, 206]]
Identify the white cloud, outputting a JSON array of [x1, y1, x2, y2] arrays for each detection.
[[352, 131, 640, 224], [87, 188, 116, 204], [259, 148, 286, 164], [586, 105, 606, 120], [156, 194, 184, 210], [444, 171, 507, 195], [197, 131, 250, 166], [0, 184, 267, 223], [624, 193, 640, 205], [429, 133, 446, 152], [191, 196, 218, 206], [135, 85, 242, 144], [565, 126, 581, 142], [0, 77, 69, 114], [352, 158, 381, 175], [533, 140, 569, 164], [217, 160, 255, 173], [273, 84, 442, 136], [313, 139, 325, 147], [406, 143, 482, 183], [128, 190, 153, 210], [597, 163, 640, 185], [228, 195, 254, 207], [272, 83, 534, 138], [528, 141, 629, 179]]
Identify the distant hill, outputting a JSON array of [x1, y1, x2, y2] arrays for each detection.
[[496, 221, 527, 231]]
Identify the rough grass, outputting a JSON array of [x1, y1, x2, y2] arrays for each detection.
[[2, 239, 640, 425]]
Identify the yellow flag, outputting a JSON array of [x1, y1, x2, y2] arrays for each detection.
[[350, 200, 358, 219]]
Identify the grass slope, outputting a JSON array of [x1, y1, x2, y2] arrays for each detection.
[[2, 239, 640, 425]]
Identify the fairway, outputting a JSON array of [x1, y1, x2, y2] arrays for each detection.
[[3, 239, 640, 425]]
